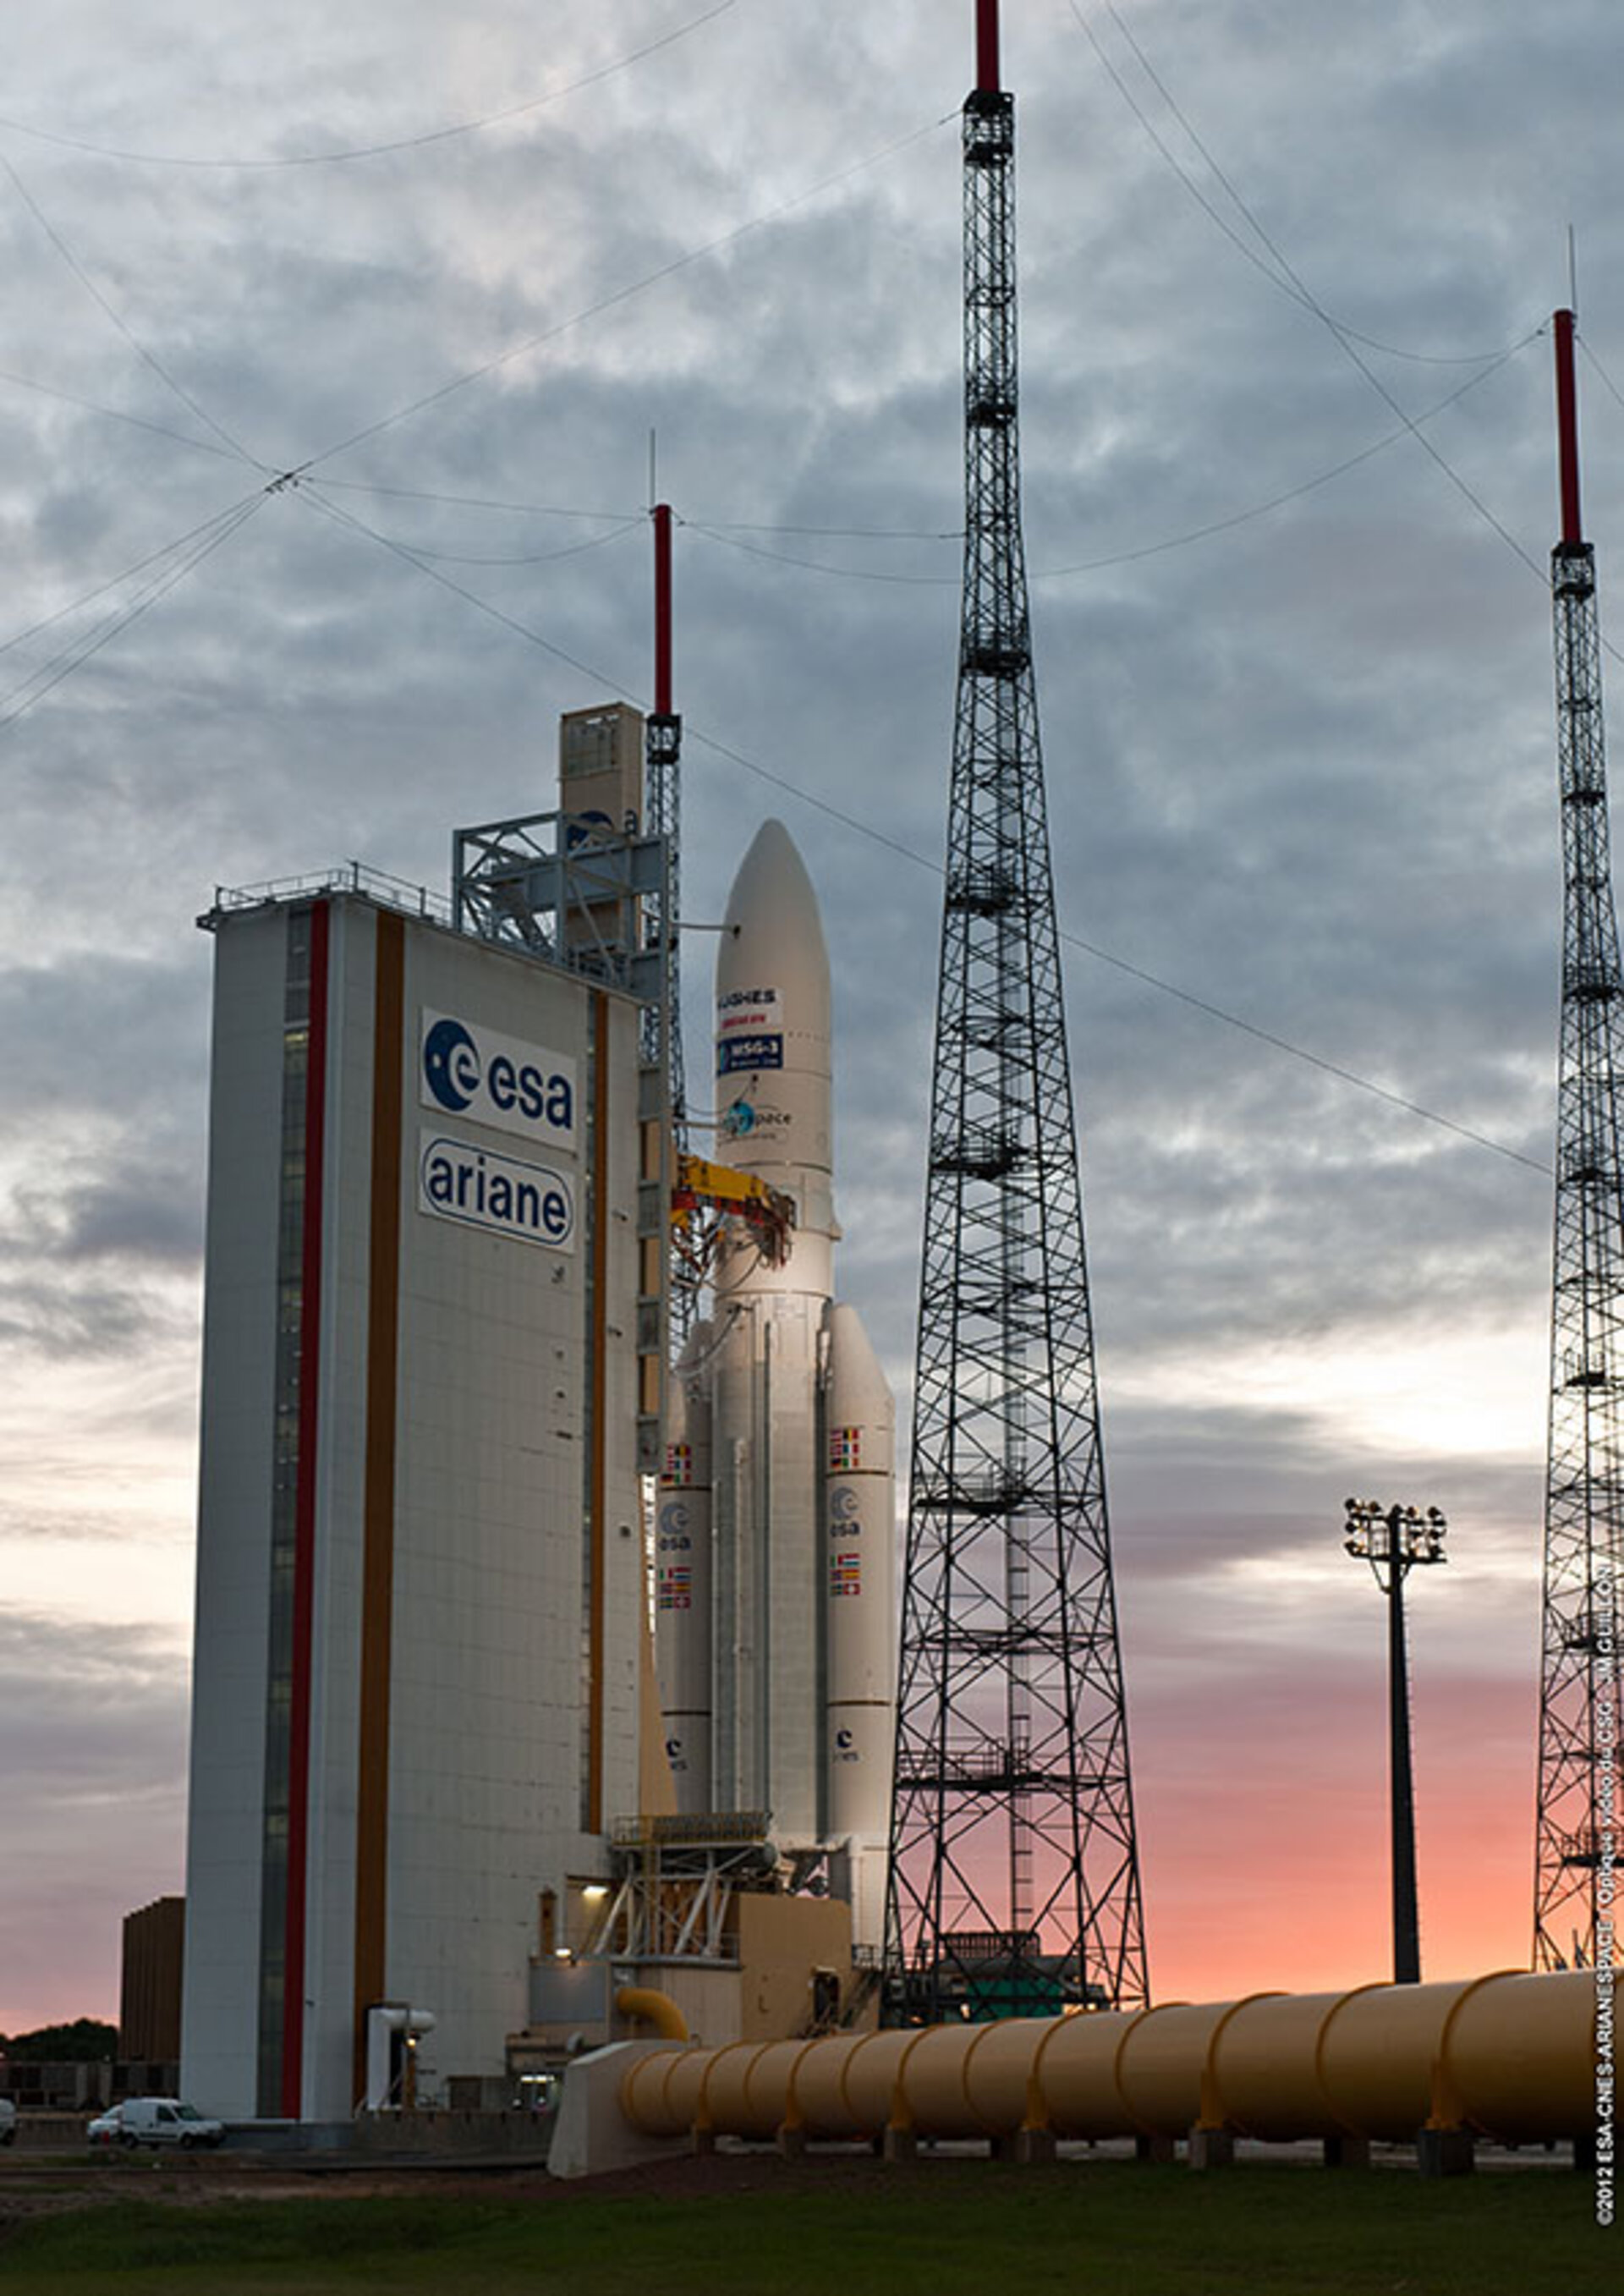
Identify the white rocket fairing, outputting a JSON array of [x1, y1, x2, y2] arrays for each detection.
[[655, 818, 897, 1946]]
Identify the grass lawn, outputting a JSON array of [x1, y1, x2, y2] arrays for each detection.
[[0, 2160, 1603, 2293]]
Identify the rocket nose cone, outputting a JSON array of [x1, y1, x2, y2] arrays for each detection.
[[721, 819, 830, 997], [714, 816, 835, 1217]]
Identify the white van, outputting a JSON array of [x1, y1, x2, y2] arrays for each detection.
[[118, 2098, 225, 2150]]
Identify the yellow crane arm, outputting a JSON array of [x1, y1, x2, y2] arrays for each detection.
[[672, 1154, 795, 1267]]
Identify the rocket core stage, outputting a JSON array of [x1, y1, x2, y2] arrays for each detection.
[[656, 819, 897, 1947]]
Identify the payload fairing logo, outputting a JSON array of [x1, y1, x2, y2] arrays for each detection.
[[716, 983, 784, 1076]]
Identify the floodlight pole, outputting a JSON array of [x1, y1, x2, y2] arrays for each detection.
[[1342, 1498, 1448, 1984]]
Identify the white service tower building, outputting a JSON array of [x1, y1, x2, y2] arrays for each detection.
[[181, 877, 645, 2122]]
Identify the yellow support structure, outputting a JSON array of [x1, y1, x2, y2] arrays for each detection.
[[672, 1154, 795, 1268]]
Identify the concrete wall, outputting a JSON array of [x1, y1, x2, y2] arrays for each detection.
[[734, 1895, 853, 2040], [120, 1895, 184, 2061], [181, 904, 288, 2117]]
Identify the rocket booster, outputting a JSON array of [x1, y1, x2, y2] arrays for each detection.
[[710, 821, 836, 1847], [824, 1301, 897, 1948], [656, 818, 896, 1945], [655, 1321, 714, 1806]]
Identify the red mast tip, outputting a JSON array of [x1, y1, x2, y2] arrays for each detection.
[[1554, 309, 1583, 549], [653, 503, 673, 718], [976, 0, 1001, 93]]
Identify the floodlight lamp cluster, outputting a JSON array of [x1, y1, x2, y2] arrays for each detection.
[[1342, 1497, 1448, 1568]]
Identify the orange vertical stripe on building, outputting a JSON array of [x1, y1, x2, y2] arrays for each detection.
[[587, 991, 611, 1834]]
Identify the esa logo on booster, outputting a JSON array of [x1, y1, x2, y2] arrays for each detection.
[[419, 1010, 575, 1150]]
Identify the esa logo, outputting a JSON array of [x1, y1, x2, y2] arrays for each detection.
[[422, 1019, 481, 1110], [420, 1011, 576, 1150], [834, 1727, 859, 1764]]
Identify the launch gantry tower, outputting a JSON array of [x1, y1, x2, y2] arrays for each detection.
[[1534, 309, 1624, 1974], [645, 501, 694, 1344], [884, 0, 1149, 2023]]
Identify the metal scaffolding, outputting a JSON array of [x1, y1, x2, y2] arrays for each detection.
[[1534, 309, 1624, 1974], [884, 6, 1149, 2024], [644, 502, 693, 1345]]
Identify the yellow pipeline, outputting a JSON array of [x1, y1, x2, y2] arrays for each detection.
[[619, 1972, 1594, 2146], [614, 1987, 689, 2042]]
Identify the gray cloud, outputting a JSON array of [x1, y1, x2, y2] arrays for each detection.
[[0, 1272, 190, 1358], [1, 0, 1615, 2011], [33, 1173, 204, 1268], [0, 958, 208, 1120]]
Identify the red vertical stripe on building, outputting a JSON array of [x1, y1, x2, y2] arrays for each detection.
[[282, 898, 330, 2119]]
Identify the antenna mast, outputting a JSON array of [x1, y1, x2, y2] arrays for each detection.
[[884, 0, 1149, 2022], [1533, 310, 1624, 1972], [645, 501, 693, 1340]]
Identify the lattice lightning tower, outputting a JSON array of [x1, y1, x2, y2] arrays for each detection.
[[1534, 308, 1624, 1972], [884, 0, 1149, 2022]]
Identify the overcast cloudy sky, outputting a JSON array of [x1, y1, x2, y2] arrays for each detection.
[[2, 0, 1620, 2031]]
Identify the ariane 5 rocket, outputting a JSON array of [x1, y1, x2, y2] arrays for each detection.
[[656, 818, 896, 1947]]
